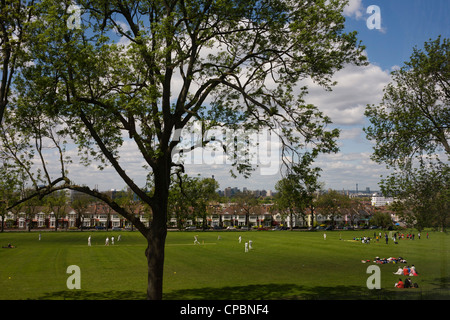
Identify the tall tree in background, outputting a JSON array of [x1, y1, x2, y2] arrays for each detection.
[[365, 37, 449, 168], [315, 189, 350, 228], [0, 163, 22, 232], [0, 0, 34, 123], [186, 176, 219, 230], [71, 193, 96, 230], [365, 37, 449, 231], [234, 190, 259, 228], [169, 174, 218, 229], [43, 190, 68, 231], [275, 175, 306, 229], [274, 159, 322, 230], [5, 0, 366, 299]]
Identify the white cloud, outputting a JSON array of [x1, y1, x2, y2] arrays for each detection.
[[315, 151, 391, 190], [304, 63, 392, 125], [35, 49, 393, 193], [343, 0, 365, 20]]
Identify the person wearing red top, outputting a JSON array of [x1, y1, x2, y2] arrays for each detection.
[[403, 267, 409, 276], [396, 279, 404, 288]]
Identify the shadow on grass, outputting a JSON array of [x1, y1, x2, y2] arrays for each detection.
[[163, 283, 444, 300], [36, 290, 147, 300], [35, 282, 450, 300]]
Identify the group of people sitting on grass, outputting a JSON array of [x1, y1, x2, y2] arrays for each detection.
[[360, 256, 408, 264], [354, 236, 372, 243], [395, 278, 419, 289], [393, 265, 418, 276], [394, 264, 419, 289], [375, 256, 408, 264]]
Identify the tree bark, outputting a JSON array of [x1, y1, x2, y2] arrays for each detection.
[[145, 224, 167, 300], [145, 157, 170, 300]]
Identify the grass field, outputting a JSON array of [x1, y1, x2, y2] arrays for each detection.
[[0, 229, 449, 300]]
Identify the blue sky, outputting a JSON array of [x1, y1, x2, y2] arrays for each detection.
[[346, 0, 450, 70], [65, 0, 449, 193], [202, 0, 450, 193]]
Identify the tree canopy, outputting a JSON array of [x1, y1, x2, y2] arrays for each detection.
[[1, 0, 367, 299], [365, 36, 449, 232]]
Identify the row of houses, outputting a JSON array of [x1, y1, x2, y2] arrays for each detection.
[[1, 200, 388, 231]]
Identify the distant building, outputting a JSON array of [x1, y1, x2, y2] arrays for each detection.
[[371, 193, 394, 207]]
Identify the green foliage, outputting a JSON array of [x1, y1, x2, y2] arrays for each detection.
[[169, 174, 219, 229], [2, 0, 368, 299], [383, 164, 449, 232], [9, 0, 366, 194], [369, 211, 393, 229], [364, 36, 449, 170], [315, 189, 350, 223], [365, 36, 449, 232]]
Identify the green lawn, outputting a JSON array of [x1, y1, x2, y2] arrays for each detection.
[[0, 229, 448, 300]]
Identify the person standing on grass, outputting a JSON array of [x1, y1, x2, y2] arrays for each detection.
[[105, 237, 109, 246], [111, 236, 115, 245], [88, 235, 91, 246], [245, 242, 248, 253], [324, 233, 326, 240]]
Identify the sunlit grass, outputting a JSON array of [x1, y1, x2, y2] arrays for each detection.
[[0, 229, 448, 300]]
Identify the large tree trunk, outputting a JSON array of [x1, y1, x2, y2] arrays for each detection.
[[145, 224, 167, 300], [145, 159, 170, 300]]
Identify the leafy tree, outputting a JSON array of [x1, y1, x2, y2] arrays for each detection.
[[0, 0, 34, 123], [346, 197, 372, 229], [43, 190, 68, 231], [364, 37, 449, 169], [315, 190, 350, 227], [365, 37, 449, 232], [70, 193, 96, 230], [0, 163, 23, 231], [234, 190, 259, 228], [6, 0, 366, 299], [170, 174, 218, 229], [274, 175, 308, 229], [274, 154, 323, 229], [383, 164, 449, 232], [369, 211, 393, 229], [167, 179, 191, 230]]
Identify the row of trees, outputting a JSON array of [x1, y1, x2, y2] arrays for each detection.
[[0, 176, 385, 233]]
